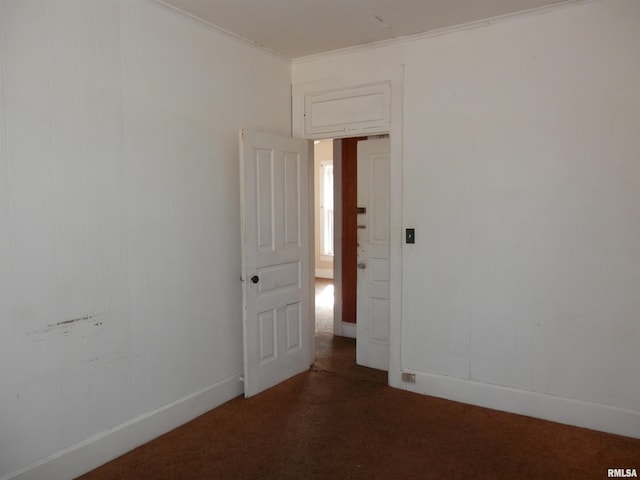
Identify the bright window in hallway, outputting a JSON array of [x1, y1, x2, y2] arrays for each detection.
[[320, 160, 334, 257]]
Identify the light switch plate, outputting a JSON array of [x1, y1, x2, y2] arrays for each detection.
[[406, 228, 415, 244]]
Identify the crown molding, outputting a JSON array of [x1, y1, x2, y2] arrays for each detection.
[[293, 0, 599, 65], [151, 0, 290, 61]]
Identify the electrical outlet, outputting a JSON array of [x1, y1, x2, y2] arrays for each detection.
[[401, 372, 416, 383]]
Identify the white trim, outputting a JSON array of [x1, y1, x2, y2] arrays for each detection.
[[332, 140, 343, 336], [152, 0, 289, 60], [386, 66, 405, 391], [335, 321, 356, 339], [315, 268, 334, 279], [303, 82, 390, 138], [293, 68, 398, 140], [308, 140, 317, 371], [402, 370, 640, 439], [155, 0, 598, 63], [293, 0, 596, 65], [294, 65, 404, 384], [1, 374, 243, 480]]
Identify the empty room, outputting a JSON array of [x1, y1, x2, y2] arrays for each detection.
[[0, 0, 639, 479]]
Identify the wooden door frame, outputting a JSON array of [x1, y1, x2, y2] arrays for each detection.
[[330, 137, 362, 339], [340, 137, 366, 326], [331, 139, 353, 338]]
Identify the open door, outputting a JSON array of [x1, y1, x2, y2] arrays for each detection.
[[239, 130, 313, 397], [356, 138, 390, 371]]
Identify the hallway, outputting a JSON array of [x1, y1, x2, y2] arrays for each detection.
[[314, 277, 334, 334]]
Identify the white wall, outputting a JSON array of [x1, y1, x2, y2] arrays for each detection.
[[294, 0, 640, 437], [0, 0, 291, 478]]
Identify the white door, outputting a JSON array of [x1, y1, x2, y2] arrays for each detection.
[[356, 138, 390, 371], [239, 130, 313, 397]]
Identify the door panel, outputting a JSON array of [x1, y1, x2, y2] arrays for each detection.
[[284, 152, 301, 246], [301, 82, 390, 137], [240, 130, 312, 397], [356, 138, 390, 371]]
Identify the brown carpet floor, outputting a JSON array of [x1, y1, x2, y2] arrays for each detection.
[[79, 330, 640, 480]]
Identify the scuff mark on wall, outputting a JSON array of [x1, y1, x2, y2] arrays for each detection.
[[48, 315, 94, 328], [24, 314, 101, 338]]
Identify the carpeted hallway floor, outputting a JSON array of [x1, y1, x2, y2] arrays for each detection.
[[314, 277, 334, 334], [79, 280, 640, 479]]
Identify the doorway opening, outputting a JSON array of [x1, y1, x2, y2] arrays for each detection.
[[313, 139, 335, 335], [313, 136, 390, 372], [315, 278, 334, 334]]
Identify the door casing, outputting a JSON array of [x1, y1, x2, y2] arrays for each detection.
[[293, 66, 404, 388]]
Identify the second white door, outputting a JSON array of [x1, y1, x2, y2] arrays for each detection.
[[356, 138, 390, 371]]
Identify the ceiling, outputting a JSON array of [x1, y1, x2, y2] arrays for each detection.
[[158, 0, 571, 59]]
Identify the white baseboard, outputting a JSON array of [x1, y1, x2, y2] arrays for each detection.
[[335, 321, 356, 339], [392, 369, 640, 439], [2, 373, 244, 480], [315, 268, 334, 279]]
